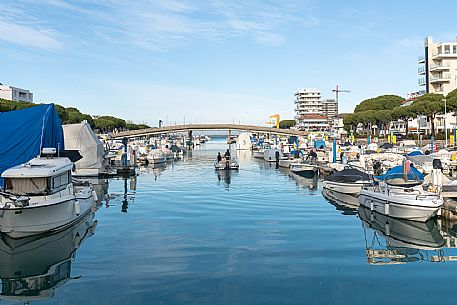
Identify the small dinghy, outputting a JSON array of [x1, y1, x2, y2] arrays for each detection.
[[358, 163, 443, 222]]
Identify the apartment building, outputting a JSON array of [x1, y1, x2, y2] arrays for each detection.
[[0, 83, 33, 103], [294, 89, 337, 130], [418, 36, 457, 95]]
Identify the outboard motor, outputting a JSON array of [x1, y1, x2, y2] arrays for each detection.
[[433, 159, 443, 170]]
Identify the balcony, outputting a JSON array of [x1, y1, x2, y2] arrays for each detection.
[[418, 78, 426, 86], [418, 66, 425, 75], [430, 74, 451, 83], [430, 61, 450, 71], [418, 55, 425, 63], [432, 51, 457, 59]]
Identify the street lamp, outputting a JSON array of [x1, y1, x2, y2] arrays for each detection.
[[443, 98, 447, 147]]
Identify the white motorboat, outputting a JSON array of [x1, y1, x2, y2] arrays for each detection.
[[161, 146, 174, 161], [289, 162, 318, 177], [264, 148, 283, 162], [0, 149, 95, 238], [253, 150, 265, 159], [322, 167, 371, 195], [146, 149, 167, 165], [358, 166, 443, 222], [322, 188, 358, 215], [214, 158, 239, 170], [0, 211, 97, 302]]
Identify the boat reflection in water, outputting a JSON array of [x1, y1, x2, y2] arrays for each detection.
[[217, 170, 237, 190], [76, 177, 110, 209], [288, 172, 318, 192], [322, 188, 358, 215], [0, 212, 97, 302], [358, 206, 446, 265]]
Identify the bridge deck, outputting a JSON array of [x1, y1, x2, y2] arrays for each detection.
[[111, 124, 307, 139]]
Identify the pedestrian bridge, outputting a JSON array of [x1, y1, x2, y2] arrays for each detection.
[[111, 124, 307, 139]]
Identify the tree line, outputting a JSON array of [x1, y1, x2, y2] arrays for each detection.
[[343, 89, 457, 137], [0, 98, 150, 132]]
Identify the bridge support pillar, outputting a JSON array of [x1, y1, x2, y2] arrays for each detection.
[[187, 130, 193, 149]]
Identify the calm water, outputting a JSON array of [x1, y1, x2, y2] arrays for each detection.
[[3, 138, 457, 305]]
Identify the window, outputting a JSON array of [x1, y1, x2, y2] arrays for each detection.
[[51, 171, 70, 189], [5, 177, 48, 195], [445, 45, 450, 54], [454, 45, 457, 54]]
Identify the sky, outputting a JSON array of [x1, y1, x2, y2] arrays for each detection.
[[1, 0, 456, 126]]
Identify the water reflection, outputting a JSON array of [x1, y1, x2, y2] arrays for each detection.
[[288, 172, 318, 192], [322, 188, 358, 215], [0, 212, 97, 303], [216, 170, 236, 190], [76, 177, 109, 209], [140, 163, 168, 180], [358, 206, 446, 264]]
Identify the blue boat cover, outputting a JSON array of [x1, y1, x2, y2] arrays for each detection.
[[314, 139, 326, 149], [374, 165, 424, 181], [406, 150, 423, 156], [0, 104, 64, 184]]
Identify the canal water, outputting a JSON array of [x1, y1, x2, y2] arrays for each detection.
[[3, 138, 457, 304]]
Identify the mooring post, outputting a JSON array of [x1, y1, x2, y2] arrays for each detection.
[[333, 137, 337, 163]]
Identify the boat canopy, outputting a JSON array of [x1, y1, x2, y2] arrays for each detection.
[[375, 165, 424, 181], [406, 150, 423, 156], [63, 121, 105, 172], [0, 104, 64, 185], [325, 168, 371, 183]]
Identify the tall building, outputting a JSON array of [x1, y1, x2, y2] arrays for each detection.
[[322, 99, 337, 126], [0, 83, 33, 103], [418, 36, 457, 95], [294, 89, 338, 130]]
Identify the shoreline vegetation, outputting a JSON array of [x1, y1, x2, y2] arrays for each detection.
[[0, 98, 150, 133], [344, 90, 457, 139]]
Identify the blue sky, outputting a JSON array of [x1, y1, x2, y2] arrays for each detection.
[[1, 0, 456, 126]]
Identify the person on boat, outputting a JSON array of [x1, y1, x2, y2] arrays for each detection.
[[217, 152, 222, 162], [309, 149, 318, 163], [224, 149, 231, 159]]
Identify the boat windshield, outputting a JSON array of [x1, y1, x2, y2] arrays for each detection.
[[5, 177, 48, 195]]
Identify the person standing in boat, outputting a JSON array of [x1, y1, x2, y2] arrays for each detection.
[[224, 149, 231, 160], [217, 152, 222, 162]]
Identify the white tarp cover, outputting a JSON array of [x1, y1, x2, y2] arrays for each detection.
[[63, 122, 105, 170], [237, 133, 252, 150]]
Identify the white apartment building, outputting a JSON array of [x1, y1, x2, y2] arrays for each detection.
[[294, 89, 336, 130], [418, 36, 457, 95], [0, 83, 33, 103]]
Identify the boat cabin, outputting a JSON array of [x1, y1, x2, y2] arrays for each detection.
[[2, 156, 73, 196]]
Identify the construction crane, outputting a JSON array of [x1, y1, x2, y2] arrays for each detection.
[[332, 85, 350, 114], [265, 114, 280, 129]]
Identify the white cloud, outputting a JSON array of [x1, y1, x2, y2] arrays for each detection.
[[0, 19, 63, 50]]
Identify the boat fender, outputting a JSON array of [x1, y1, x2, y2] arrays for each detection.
[[385, 222, 391, 236], [92, 190, 98, 202], [385, 202, 390, 216], [370, 200, 374, 211], [75, 200, 80, 215]]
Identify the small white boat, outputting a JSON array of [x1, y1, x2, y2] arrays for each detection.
[[322, 167, 371, 195], [161, 147, 174, 161], [0, 149, 95, 238], [264, 148, 283, 162], [289, 162, 318, 177], [253, 150, 265, 159], [146, 149, 167, 165], [214, 158, 239, 170], [358, 166, 443, 222]]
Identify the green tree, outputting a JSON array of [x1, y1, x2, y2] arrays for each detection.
[[279, 120, 296, 129], [354, 95, 404, 113], [391, 105, 415, 136], [410, 93, 445, 136]]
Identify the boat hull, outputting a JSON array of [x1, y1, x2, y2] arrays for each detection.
[[0, 195, 93, 238], [322, 180, 365, 195], [358, 189, 443, 222], [253, 151, 264, 159]]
